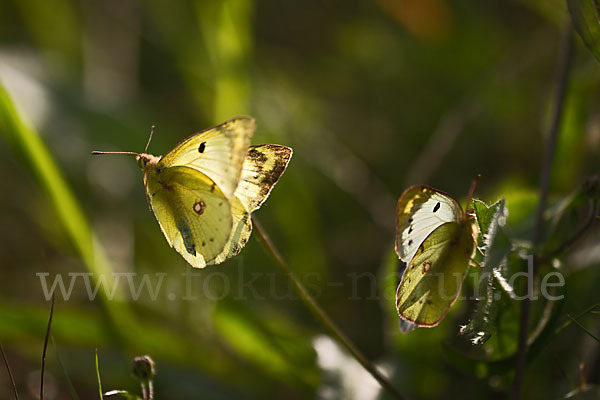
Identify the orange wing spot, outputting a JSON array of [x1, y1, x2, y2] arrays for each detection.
[[193, 200, 206, 215], [160, 181, 173, 191], [422, 261, 432, 274]]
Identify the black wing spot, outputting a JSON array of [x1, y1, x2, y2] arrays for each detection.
[[433, 202, 441, 213], [408, 218, 413, 223], [408, 239, 413, 246], [408, 226, 413, 234], [198, 141, 206, 153]]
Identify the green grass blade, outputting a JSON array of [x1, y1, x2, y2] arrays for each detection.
[[95, 349, 103, 399], [194, 0, 254, 122], [51, 336, 80, 400], [0, 83, 121, 301]]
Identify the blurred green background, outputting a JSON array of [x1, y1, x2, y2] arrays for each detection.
[[0, 0, 599, 399]]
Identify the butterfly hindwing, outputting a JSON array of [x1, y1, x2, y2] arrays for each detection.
[[395, 185, 463, 264], [158, 117, 255, 199], [234, 144, 293, 212], [145, 165, 233, 268], [210, 196, 252, 265], [396, 221, 476, 326]]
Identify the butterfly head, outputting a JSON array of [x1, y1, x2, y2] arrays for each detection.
[[136, 153, 161, 169]]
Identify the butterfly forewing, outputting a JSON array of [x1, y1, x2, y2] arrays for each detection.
[[395, 185, 464, 264], [158, 117, 255, 199], [234, 144, 293, 213], [145, 165, 233, 268], [208, 144, 292, 265]]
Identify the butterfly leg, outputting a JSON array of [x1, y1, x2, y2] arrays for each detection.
[[469, 257, 482, 268]]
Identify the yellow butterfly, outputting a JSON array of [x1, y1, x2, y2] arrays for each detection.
[[394, 180, 479, 329], [93, 117, 292, 268]]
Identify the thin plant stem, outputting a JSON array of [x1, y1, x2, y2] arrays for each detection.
[[40, 294, 55, 400], [148, 381, 154, 400], [252, 216, 405, 400], [511, 21, 574, 399], [567, 315, 600, 343], [0, 343, 19, 400]]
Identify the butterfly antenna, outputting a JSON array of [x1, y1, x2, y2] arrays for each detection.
[[91, 150, 139, 156], [144, 125, 155, 153], [465, 173, 482, 211]]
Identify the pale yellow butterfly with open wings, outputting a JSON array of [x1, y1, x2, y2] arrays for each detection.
[[93, 117, 292, 268]]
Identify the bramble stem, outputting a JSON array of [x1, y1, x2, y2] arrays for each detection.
[[511, 21, 574, 399], [252, 216, 405, 400]]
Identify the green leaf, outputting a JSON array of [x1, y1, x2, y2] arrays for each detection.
[[568, 0, 600, 62], [461, 199, 511, 345]]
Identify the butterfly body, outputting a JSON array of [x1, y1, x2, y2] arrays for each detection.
[[94, 117, 292, 269], [395, 185, 477, 328]]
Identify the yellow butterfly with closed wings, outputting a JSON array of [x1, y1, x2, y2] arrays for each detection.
[[394, 179, 480, 330], [93, 117, 292, 268]]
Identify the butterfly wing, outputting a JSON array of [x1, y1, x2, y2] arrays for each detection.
[[209, 145, 292, 265], [396, 220, 476, 327], [234, 144, 293, 213], [209, 197, 252, 265], [145, 165, 233, 268], [395, 185, 464, 264], [158, 117, 255, 199]]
